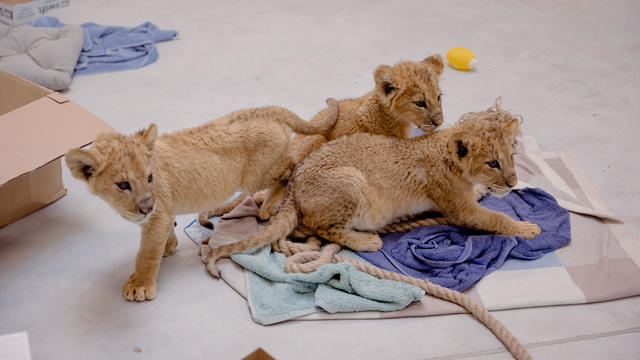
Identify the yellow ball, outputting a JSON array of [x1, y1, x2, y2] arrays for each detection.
[[446, 47, 477, 71]]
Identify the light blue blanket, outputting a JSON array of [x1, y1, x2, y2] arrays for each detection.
[[31, 16, 177, 75], [231, 245, 424, 325]]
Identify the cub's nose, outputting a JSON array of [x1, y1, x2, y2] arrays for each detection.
[[137, 197, 154, 215], [430, 112, 443, 126]]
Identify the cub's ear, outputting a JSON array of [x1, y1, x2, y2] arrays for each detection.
[[423, 54, 444, 75], [503, 118, 521, 138], [138, 124, 158, 151], [65, 149, 99, 181], [447, 131, 474, 165], [374, 65, 398, 96]]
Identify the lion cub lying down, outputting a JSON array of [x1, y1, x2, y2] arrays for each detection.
[[199, 54, 446, 224], [65, 100, 338, 301], [205, 112, 542, 276]]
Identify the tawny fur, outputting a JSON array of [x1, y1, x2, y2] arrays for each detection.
[[198, 54, 446, 225], [65, 100, 338, 301], [205, 116, 542, 276]]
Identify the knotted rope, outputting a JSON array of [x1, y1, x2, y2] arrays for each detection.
[[276, 219, 532, 360], [376, 216, 449, 234]]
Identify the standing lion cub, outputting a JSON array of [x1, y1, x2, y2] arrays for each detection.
[[205, 109, 542, 276], [65, 100, 338, 301]]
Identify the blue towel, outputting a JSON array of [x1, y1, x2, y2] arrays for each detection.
[[355, 188, 571, 292], [231, 245, 424, 325], [31, 16, 177, 75]]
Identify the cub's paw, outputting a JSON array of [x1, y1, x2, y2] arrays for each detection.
[[198, 211, 215, 230], [205, 255, 221, 278], [122, 275, 157, 302], [253, 192, 267, 206], [258, 202, 280, 221], [258, 206, 272, 221], [345, 233, 383, 252], [473, 184, 489, 201], [515, 221, 542, 239]]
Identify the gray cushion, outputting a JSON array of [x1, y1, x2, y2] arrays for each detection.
[[0, 23, 83, 90]]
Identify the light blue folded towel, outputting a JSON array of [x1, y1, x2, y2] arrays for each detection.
[[231, 245, 424, 325]]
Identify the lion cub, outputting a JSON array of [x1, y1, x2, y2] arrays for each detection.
[[199, 54, 447, 225], [205, 114, 542, 276], [65, 100, 338, 301]]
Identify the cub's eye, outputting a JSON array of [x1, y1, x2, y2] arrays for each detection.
[[487, 160, 500, 169], [384, 84, 395, 94], [414, 100, 427, 108], [438, 93, 443, 102], [148, 174, 153, 183], [116, 181, 130, 190]]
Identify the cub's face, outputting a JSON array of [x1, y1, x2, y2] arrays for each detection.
[[65, 125, 158, 224], [374, 55, 445, 134], [449, 119, 521, 197]]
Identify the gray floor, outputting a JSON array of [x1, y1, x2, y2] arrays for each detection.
[[1, 0, 640, 359]]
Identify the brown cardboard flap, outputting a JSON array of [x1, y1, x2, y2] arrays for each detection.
[[0, 158, 66, 228], [47, 92, 69, 104], [0, 96, 114, 184], [0, 70, 51, 116]]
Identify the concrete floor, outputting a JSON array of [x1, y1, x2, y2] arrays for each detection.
[[1, 0, 640, 359]]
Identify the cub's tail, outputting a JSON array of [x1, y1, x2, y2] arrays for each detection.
[[278, 98, 339, 135], [205, 188, 299, 277]]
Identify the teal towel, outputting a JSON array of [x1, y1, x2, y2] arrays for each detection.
[[231, 245, 424, 325]]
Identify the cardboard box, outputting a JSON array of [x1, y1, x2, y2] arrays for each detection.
[[0, 331, 31, 360], [0, 70, 113, 228], [243, 348, 275, 360], [0, 0, 69, 26]]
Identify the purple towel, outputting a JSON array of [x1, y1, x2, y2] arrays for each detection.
[[355, 188, 571, 291]]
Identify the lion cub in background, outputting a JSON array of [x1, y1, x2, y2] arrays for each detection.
[[65, 100, 338, 301], [199, 55, 446, 225], [205, 111, 542, 276]]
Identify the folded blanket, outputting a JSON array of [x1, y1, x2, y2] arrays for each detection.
[[200, 196, 424, 325], [355, 188, 571, 291], [0, 21, 83, 89], [31, 16, 177, 75]]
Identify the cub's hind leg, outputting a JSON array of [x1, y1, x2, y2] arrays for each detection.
[[302, 166, 381, 252], [259, 134, 329, 220], [316, 226, 383, 252]]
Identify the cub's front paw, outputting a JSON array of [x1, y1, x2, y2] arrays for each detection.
[[515, 221, 542, 239], [473, 184, 489, 201], [122, 274, 157, 302]]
